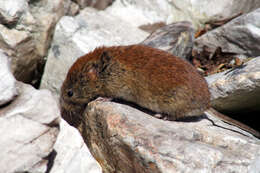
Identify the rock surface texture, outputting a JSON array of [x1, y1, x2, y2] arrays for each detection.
[[81, 100, 260, 173], [0, 0, 78, 84], [0, 51, 17, 105], [40, 7, 148, 96], [51, 119, 102, 173], [168, 0, 260, 29], [0, 74, 60, 172], [141, 21, 195, 60], [73, 0, 114, 10], [0, 53, 102, 173], [206, 57, 260, 113], [194, 8, 260, 57], [105, 0, 173, 27]]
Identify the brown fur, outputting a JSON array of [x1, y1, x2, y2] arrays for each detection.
[[60, 45, 210, 128]]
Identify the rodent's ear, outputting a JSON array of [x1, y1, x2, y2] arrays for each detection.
[[86, 51, 111, 80], [99, 51, 111, 73], [87, 66, 98, 81]]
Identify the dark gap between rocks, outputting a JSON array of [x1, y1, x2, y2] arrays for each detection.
[[44, 149, 57, 173], [220, 110, 260, 132]]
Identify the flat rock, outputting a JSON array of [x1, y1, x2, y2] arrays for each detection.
[[206, 57, 260, 113], [168, 0, 260, 29], [0, 51, 17, 105], [40, 7, 148, 96], [0, 82, 60, 173], [80, 100, 260, 173], [194, 8, 260, 57], [141, 21, 195, 60]]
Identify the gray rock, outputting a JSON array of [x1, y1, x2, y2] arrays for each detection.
[[0, 0, 76, 83], [0, 51, 17, 105], [168, 0, 260, 29], [81, 100, 260, 173], [206, 57, 260, 113], [74, 0, 114, 10], [40, 7, 148, 96], [0, 82, 60, 173], [0, 50, 101, 172], [51, 119, 102, 173], [141, 21, 195, 60], [0, 0, 28, 25], [194, 8, 260, 57]]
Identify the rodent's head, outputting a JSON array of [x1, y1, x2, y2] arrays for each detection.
[[60, 48, 112, 127]]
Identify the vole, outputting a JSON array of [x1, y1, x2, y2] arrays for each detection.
[[60, 44, 260, 138]]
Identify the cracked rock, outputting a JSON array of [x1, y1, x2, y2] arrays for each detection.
[[206, 57, 260, 113], [79, 100, 260, 173], [0, 81, 60, 173]]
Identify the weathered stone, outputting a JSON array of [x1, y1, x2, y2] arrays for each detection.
[[0, 0, 76, 84], [206, 57, 260, 113], [0, 49, 101, 172], [194, 8, 260, 57], [141, 21, 195, 60], [0, 0, 28, 25], [168, 0, 260, 29], [105, 0, 173, 28], [80, 100, 260, 173], [0, 51, 17, 105], [51, 119, 102, 173], [0, 82, 60, 173], [40, 7, 148, 96], [0, 24, 37, 83], [73, 0, 114, 10]]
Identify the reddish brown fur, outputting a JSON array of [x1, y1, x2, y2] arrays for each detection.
[[60, 45, 210, 128]]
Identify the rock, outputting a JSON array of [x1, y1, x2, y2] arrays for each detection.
[[141, 21, 195, 60], [0, 0, 76, 84], [40, 7, 148, 96], [0, 24, 36, 83], [73, 0, 114, 10], [80, 100, 260, 173], [206, 57, 260, 113], [168, 0, 260, 29], [0, 51, 101, 172], [194, 8, 260, 57], [0, 51, 17, 105], [51, 119, 102, 173], [0, 81, 60, 173], [0, 0, 28, 25], [105, 0, 173, 28]]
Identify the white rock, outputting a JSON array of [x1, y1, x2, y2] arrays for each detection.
[[0, 51, 17, 105], [40, 7, 148, 96], [0, 82, 60, 173], [51, 119, 102, 173], [106, 0, 173, 27], [0, 0, 76, 83], [0, 24, 30, 48], [0, 0, 28, 24], [168, 0, 260, 29]]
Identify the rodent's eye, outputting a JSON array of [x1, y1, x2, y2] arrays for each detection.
[[67, 90, 73, 97]]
